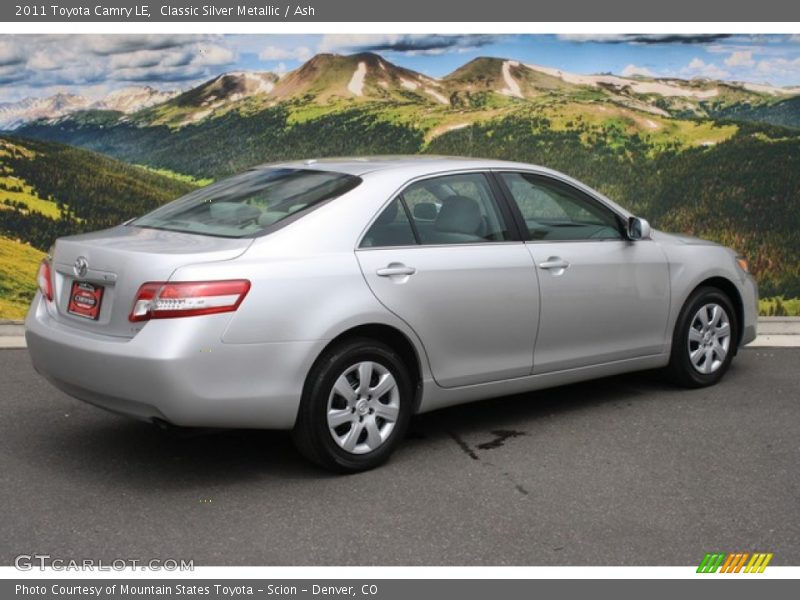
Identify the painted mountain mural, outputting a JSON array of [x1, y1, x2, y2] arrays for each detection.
[[3, 50, 800, 318]]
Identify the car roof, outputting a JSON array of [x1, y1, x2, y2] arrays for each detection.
[[261, 155, 554, 178]]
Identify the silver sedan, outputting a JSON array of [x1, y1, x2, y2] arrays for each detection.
[[26, 157, 758, 472]]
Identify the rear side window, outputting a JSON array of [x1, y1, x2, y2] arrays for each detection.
[[406, 173, 513, 245], [360, 198, 417, 248], [134, 168, 361, 238]]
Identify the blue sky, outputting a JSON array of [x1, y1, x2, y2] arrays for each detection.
[[2, 34, 800, 102]]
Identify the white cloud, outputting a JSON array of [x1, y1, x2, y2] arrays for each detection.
[[558, 34, 632, 43], [85, 35, 204, 56], [195, 44, 236, 66], [0, 35, 237, 98], [756, 56, 800, 76], [0, 40, 25, 67], [0, 63, 26, 84], [28, 51, 60, 71], [319, 34, 498, 55], [110, 50, 167, 70], [683, 58, 730, 79], [725, 50, 755, 67], [621, 64, 654, 77], [557, 34, 730, 45], [258, 45, 312, 62]]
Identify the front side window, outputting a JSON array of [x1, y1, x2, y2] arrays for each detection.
[[134, 168, 361, 238], [500, 172, 622, 241]]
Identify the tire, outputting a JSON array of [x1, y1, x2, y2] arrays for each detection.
[[292, 338, 413, 473], [665, 286, 738, 388]]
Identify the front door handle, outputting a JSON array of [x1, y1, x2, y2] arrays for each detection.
[[538, 257, 570, 270], [376, 264, 417, 277]]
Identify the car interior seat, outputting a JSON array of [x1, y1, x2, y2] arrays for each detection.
[[426, 195, 485, 244]]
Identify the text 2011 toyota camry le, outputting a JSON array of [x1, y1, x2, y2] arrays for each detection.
[[26, 157, 758, 472]]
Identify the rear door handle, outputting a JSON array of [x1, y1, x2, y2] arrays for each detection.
[[538, 257, 570, 270], [376, 264, 417, 277]]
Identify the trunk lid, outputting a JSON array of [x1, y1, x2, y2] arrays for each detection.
[[50, 225, 253, 338]]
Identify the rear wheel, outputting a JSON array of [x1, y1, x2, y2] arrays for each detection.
[[292, 338, 412, 472], [666, 286, 738, 388]]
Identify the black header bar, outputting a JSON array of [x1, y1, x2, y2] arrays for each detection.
[[4, 0, 800, 22]]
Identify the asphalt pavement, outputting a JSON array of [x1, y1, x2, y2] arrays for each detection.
[[1, 347, 798, 566]]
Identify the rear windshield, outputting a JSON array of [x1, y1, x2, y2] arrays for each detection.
[[133, 167, 361, 238]]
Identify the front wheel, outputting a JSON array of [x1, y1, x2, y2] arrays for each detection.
[[665, 286, 738, 388], [292, 338, 413, 473]]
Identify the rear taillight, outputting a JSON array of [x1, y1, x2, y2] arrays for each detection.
[[36, 259, 53, 302], [129, 280, 251, 322]]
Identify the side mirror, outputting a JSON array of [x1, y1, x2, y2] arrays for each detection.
[[627, 216, 651, 241]]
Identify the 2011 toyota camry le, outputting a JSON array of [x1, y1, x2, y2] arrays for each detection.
[[26, 156, 758, 472]]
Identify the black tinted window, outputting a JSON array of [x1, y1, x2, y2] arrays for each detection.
[[360, 198, 417, 248]]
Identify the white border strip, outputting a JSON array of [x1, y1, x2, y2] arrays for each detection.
[[1, 22, 800, 34], [1, 566, 799, 579], [0, 19, 798, 583]]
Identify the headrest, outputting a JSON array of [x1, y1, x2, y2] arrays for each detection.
[[209, 202, 262, 225], [435, 195, 482, 234], [413, 202, 438, 221]]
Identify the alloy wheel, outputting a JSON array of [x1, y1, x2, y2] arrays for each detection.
[[326, 361, 400, 455], [687, 303, 731, 375]]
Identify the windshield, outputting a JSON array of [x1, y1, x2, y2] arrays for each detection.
[[133, 167, 362, 238]]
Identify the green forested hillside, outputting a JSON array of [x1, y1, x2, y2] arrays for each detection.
[[0, 235, 45, 320], [708, 96, 800, 130], [0, 136, 194, 251], [0, 136, 195, 318], [16, 104, 425, 180]]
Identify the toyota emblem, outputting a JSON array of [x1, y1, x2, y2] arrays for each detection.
[[73, 256, 89, 279]]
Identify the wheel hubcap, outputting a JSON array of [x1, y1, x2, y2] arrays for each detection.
[[326, 361, 400, 455], [687, 303, 731, 375]]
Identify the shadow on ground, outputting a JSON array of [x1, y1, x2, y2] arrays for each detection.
[[41, 366, 685, 485]]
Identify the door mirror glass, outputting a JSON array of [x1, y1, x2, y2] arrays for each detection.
[[627, 216, 651, 241]]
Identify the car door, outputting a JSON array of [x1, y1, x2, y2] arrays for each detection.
[[356, 172, 540, 388], [496, 171, 670, 374]]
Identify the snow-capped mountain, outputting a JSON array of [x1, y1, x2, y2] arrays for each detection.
[[93, 86, 178, 113], [0, 94, 91, 130], [0, 86, 178, 130]]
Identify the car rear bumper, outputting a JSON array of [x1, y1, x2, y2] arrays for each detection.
[[25, 294, 325, 429]]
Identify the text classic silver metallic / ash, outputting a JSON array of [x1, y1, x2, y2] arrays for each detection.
[[26, 157, 758, 472]]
